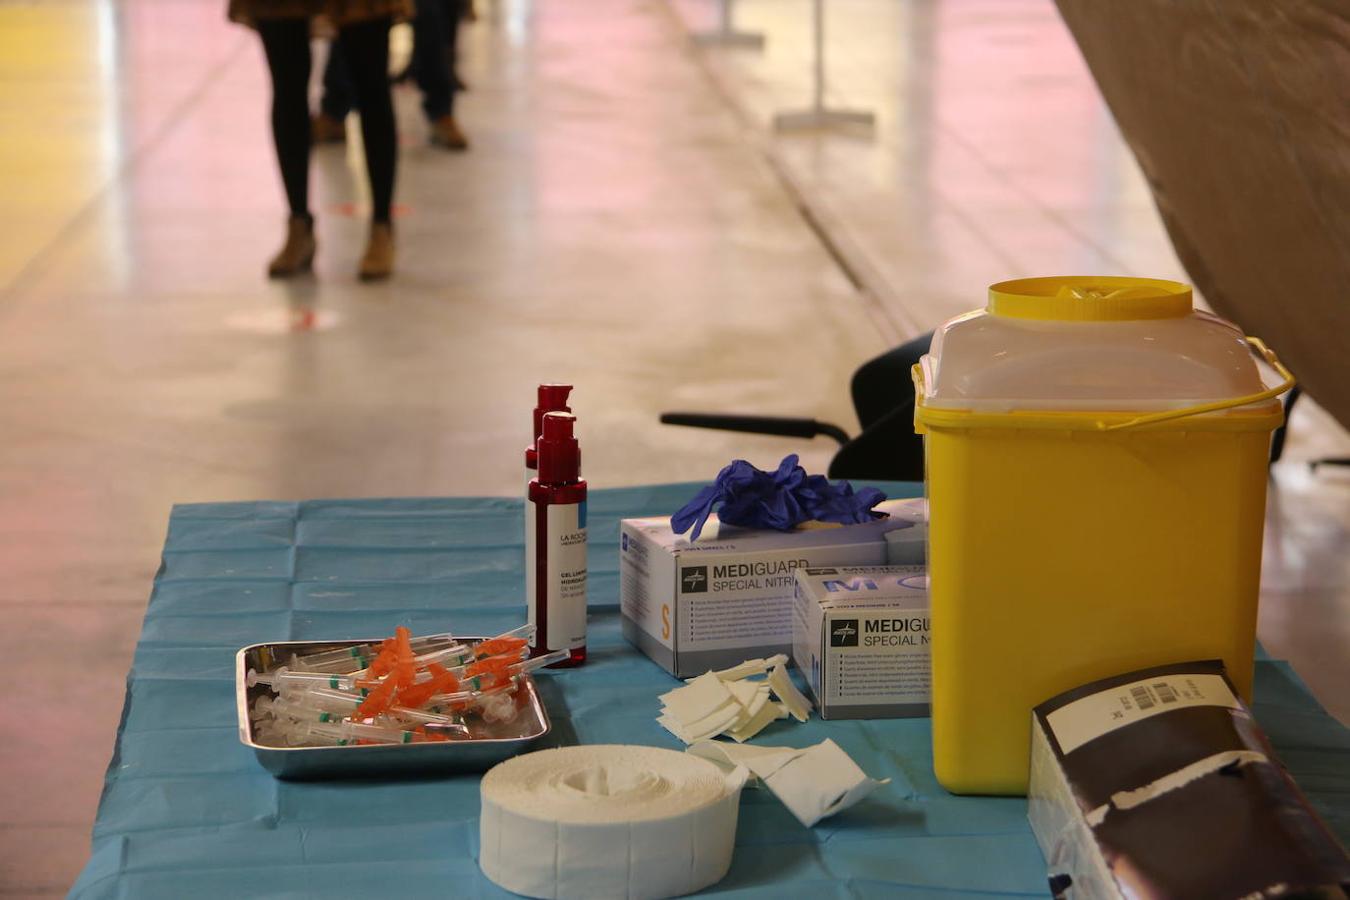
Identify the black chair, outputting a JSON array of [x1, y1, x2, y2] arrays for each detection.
[[661, 333, 934, 482], [665, 332, 1316, 479], [1269, 385, 1350, 471]]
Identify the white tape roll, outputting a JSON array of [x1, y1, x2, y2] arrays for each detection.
[[479, 744, 746, 899]]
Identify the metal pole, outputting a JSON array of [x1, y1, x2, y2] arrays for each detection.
[[772, 0, 875, 132], [813, 0, 825, 112], [691, 0, 765, 48]]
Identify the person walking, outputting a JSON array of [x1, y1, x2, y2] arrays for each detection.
[[314, 0, 468, 150], [229, 0, 411, 281]]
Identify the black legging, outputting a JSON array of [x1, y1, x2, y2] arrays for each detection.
[[338, 18, 396, 224], [257, 19, 311, 221], [257, 18, 397, 225]]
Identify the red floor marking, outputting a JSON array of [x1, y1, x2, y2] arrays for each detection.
[[292, 308, 318, 331], [330, 202, 412, 219]]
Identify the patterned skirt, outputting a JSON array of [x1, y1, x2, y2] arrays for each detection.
[[228, 0, 414, 26]]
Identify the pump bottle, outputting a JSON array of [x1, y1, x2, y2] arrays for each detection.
[[526, 412, 587, 667], [525, 384, 572, 485]]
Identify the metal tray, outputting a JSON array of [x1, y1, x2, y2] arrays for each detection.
[[236, 637, 551, 779]]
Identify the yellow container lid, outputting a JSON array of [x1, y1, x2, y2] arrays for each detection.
[[988, 276, 1192, 322]]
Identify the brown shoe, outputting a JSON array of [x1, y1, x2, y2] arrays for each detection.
[[311, 113, 346, 144], [267, 216, 316, 279], [358, 223, 395, 281], [430, 115, 468, 151]]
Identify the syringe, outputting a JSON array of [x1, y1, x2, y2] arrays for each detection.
[[253, 719, 289, 746], [247, 663, 451, 693], [499, 647, 568, 676], [286, 632, 464, 673], [284, 719, 423, 746], [382, 705, 462, 727], [247, 667, 364, 692], [414, 641, 562, 688], [255, 694, 353, 724], [259, 686, 467, 729], [403, 643, 475, 670], [294, 631, 534, 688], [472, 623, 535, 658], [390, 647, 527, 691], [426, 648, 569, 702], [271, 624, 536, 683], [251, 661, 458, 694], [273, 685, 368, 712], [291, 638, 472, 676]]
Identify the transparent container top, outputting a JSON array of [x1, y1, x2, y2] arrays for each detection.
[[918, 277, 1270, 413]]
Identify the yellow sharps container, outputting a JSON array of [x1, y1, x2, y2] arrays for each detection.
[[913, 276, 1294, 795]]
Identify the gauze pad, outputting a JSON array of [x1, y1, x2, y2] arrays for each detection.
[[703, 654, 788, 682], [689, 738, 888, 827], [479, 744, 747, 900], [657, 657, 813, 744]]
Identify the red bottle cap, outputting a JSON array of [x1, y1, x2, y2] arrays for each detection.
[[537, 412, 581, 484], [533, 385, 572, 445]]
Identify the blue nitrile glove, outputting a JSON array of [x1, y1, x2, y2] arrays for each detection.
[[670, 454, 887, 541]]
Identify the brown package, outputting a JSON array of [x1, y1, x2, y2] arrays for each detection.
[[1029, 660, 1350, 899]]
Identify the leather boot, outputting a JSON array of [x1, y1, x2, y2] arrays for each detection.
[[267, 216, 316, 279], [430, 115, 469, 151], [358, 222, 395, 281], [311, 113, 346, 144]]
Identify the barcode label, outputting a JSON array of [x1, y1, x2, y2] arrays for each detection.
[[1045, 672, 1241, 755]]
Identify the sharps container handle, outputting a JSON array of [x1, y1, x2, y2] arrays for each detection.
[[1104, 336, 1296, 432]]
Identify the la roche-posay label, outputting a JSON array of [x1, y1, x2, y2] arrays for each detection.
[[794, 567, 930, 719], [527, 500, 587, 653]]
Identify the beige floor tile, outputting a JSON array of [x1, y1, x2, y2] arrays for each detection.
[[0, 826, 90, 896], [0, 606, 143, 830]]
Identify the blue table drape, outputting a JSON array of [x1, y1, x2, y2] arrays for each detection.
[[70, 484, 1350, 898]]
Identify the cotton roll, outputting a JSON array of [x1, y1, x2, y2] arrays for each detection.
[[479, 744, 745, 899]]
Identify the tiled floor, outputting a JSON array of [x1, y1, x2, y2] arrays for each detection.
[[1, 0, 1346, 894], [667, 0, 1197, 331]]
